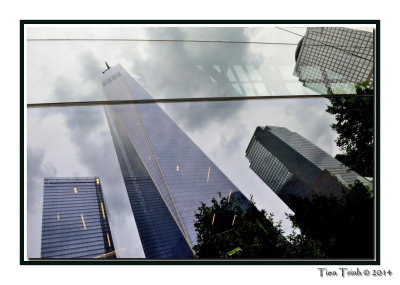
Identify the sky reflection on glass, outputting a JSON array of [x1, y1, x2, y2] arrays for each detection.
[[27, 27, 316, 104], [27, 98, 339, 258], [26, 26, 376, 259]]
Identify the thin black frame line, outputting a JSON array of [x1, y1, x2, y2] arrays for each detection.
[[21, 19, 379, 24], [20, 19, 25, 266], [20, 19, 380, 266], [29, 257, 375, 262], [374, 21, 381, 264], [23, 259, 377, 265], [27, 94, 373, 108]]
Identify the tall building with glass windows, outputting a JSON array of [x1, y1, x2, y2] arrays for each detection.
[[245, 126, 371, 208], [293, 27, 373, 94], [41, 177, 115, 259], [98, 64, 248, 258]]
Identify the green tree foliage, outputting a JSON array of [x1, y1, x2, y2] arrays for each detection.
[[193, 193, 324, 258], [288, 181, 374, 259], [326, 81, 374, 177], [285, 232, 325, 259]]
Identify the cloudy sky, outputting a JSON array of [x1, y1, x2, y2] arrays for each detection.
[[27, 26, 343, 258]]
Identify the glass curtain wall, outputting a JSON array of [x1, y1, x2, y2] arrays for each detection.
[[26, 26, 375, 260]]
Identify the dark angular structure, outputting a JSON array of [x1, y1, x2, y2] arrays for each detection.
[[245, 126, 371, 208]]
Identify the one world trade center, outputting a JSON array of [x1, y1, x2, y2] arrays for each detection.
[[98, 64, 248, 258]]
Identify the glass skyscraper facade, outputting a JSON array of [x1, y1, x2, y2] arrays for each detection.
[[246, 126, 372, 207], [294, 27, 373, 94], [41, 177, 116, 258], [98, 64, 248, 258]]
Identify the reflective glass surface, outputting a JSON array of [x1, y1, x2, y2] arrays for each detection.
[[41, 177, 115, 258], [246, 126, 372, 207], [27, 96, 362, 258], [27, 27, 322, 104], [26, 25, 376, 260], [100, 65, 250, 254], [27, 26, 374, 104], [294, 27, 373, 94]]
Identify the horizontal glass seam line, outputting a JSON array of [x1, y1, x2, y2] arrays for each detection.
[[27, 94, 373, 108]]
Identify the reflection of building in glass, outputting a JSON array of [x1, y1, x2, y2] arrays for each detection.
[[98, 64, 248, 258], [294, 27, 373, 94], [196, 64, 270, 96], [41, 177, 115, 258], [245, 126, 372, 208]]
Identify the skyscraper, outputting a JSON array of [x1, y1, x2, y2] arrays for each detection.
[[98, 64, 248, 258], [245, 126, 371, 208], [41, 177, 116, 258], [294, 27, 373, 94]]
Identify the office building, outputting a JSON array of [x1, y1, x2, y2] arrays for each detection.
[[41, 177, 115, 258], [245, 126, 371, 207], [293, 27, 373, 94], [98, 64, 248, 258]]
